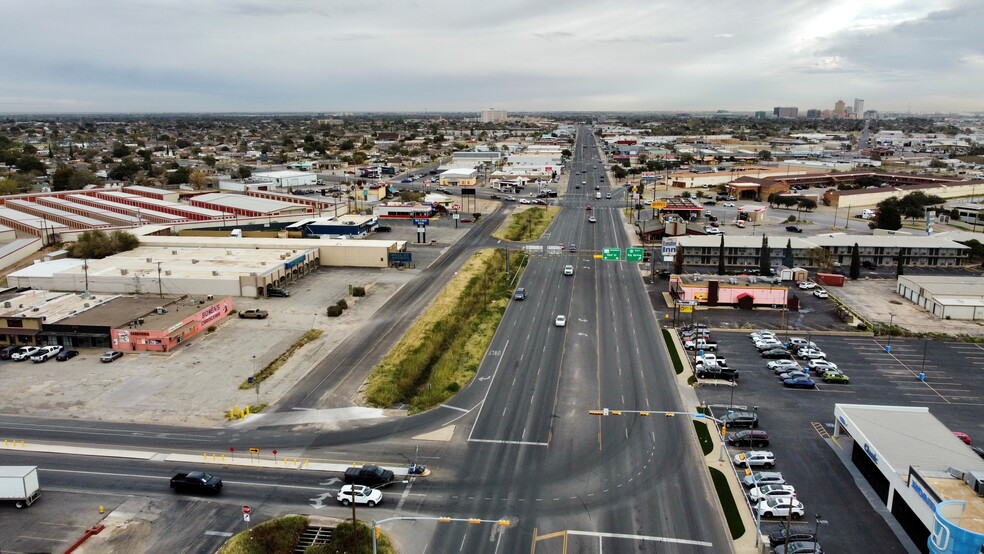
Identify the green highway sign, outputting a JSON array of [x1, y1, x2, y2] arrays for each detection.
[[626, 247, 644, 262], [602, 248, 622, 261]]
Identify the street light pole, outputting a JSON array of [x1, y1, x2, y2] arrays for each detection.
[[886, 313, 895, 353]]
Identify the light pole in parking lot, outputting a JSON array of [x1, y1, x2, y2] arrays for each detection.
[[886, 313, 895, 353], [813, 514, 828, 552]]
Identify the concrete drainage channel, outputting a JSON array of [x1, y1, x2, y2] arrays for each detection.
[[294, 525, 333, 553]]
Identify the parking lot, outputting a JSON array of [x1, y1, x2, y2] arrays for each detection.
[[692, 330, 984, 553]]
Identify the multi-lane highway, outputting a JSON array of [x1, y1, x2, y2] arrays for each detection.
[[0, 127, 731, 553]]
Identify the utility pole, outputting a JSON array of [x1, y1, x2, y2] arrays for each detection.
[[157, 261, 163, 298]]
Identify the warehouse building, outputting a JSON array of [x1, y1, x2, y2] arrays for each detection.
[[833, 404, 984, 554], [896, 276, 984, 320]]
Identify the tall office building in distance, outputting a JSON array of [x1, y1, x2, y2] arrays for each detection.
[[772, 106, 799, 118], [853, 98, 864, 118], [834, 99, 846, 118], [480, 108, 507, 123]]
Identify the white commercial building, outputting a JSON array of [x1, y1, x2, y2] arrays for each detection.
[[480, 108, 507, 123], [896, 275, 984, 320]]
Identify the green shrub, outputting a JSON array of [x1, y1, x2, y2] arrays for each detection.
[[352, 286, 366, 297], [207, 325, 217, 333], [326, 305, 343, 317], [218, 515, 308, 554], [337, 299, 348, 310], [323, 521, 394, 554]]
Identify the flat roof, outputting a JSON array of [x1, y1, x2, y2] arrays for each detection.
[[836, 404, 984, 477], [0, 290, 120, 323], [39, 197, 143, 224], [0, 208, 71, 232], [67, 194, 187, 222], [97, 191, 229, 219], [8, 257, 84, 279], [59, 295, 192, 329], [5, 199, 113, 228], [253, 170, 316, 179], [191, 192, 304, 214], [810, 234, 968, 249]]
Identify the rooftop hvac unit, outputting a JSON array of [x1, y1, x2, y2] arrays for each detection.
[[83, 303, 89, 308], [2, 302, 9, 308], [192, 259, 199, 264], [965, 470, 984, 497], [212, 271, 219, 276], [172, 250, 177, 255], [121, 269, 129, 275], [146, 258, 153, 263], [165, 270, 172, 276], [32, 307, 39, 312]]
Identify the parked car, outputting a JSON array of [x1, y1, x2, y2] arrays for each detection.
[[554, 315, 567, 327], [723, 202, 735, 207], [822, 371, 850, 383], [743, 472, 785, 488], [726, 430, 770, 448], [720, 411, 759, 429], [239, 309, 269, 319], [733, 451, 776, 469], [336, 484, 382, 507], [704, 227, 723, 235], [862, 260, 876, 269], [735, 220, 746, 228], [750, 331, 776, 340], [807, 359, 838, 372], [779, 370, 810, 381], [773, 541, 823, 554], [954, 432, 972, 445], [749, 484, 796, 502], [755, 497, 804, 519], [513, 287, 527, 301], [30, 345, 63, 363], [374, 225, 392, 232], [761, 348, 792, 359], [768, 527, 817, 548], [797, 281, 816, 290], [797, 348, 826, 360], [11, 346, 42, 361], [785, 338, 816, 349], [767, 360, 800, 371], [813, 289, 829, 298], [783, 377, 817, 389], [0, 345, 21, 360], [755, 340, 784, 351], [267, 287, 290, 298], [100, 351, 124, 363], [55, 349, 80, 362], [785, 225, 804, 233]]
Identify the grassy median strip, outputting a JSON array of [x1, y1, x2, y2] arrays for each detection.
[[365, 248, 524, 413], [709, 467, 746, 540], [492, 206, 559, 241], [693, 420, 714, 456], [662, 329, 684, 375], [240, 329, 324, 389]]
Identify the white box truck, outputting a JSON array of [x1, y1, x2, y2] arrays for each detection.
[[0, 466, 41, 508]]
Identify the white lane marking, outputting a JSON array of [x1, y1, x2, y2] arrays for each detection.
[[204, 531, 233, 537], [468, 439, 548, 446], [467, 340, 509, 443], [566, 529, 714, 548], [441, 404, 470, 413]]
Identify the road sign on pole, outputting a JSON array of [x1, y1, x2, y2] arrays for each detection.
[[626, 247, 644, 262], [452, 203, 460, 211], [243, 505, 251, 514], [602, 248, 622, 261]]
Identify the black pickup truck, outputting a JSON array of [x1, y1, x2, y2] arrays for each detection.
[[343, 464, 395, 487], [170, 471, 222, 493]]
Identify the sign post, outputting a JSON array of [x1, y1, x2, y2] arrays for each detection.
[[602, 248, 622, 261], [243, 505, 251, 529], [626, 247, 644, 262]]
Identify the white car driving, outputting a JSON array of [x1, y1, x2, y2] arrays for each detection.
[[337, 484, 382, 507], [555, 315, 567, 327]]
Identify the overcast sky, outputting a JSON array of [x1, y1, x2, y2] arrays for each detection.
[[2, 0, 982, 114]]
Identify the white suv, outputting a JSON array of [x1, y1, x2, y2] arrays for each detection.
[[733, 451, 775, 469], [564, 265, 574, 276], [755, 497, 804, 519]]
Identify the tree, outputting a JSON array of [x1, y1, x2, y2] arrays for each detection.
[[234, 165, 252, 179], [612, 165, 627, 180], [202, 155, 216, 167], [783, 239, 794, 268], [759, 236, 770, 275], [874, 198, 903, 230], [112, 143, 131, 158], [189, 170, 211, 190], [0, 178, 20, 195], [15, 154, 45, 174], [68, 230, 139, 259], [52, 166, 75, 191], [674, 245, 684, 274], [717, 234, 726, 275], [958, 239, 984, 261], [896, 248, 906, 277], [166, 166, 191, 185], [109, 230, 140, 252], [796, 198, 817, 212], [758, 150, 773, 161], [850, 243, 861, 279]]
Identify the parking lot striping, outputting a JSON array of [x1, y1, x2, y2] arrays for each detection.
[[565, 530, 714, 548], [811, 422, 830, 439]]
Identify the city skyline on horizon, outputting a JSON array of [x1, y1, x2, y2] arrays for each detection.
[[2, 0, 982, 114]]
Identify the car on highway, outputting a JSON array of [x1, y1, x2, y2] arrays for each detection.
[[588, 216, 596, 223], [489, 194, 501, 200], [400, 177, 413, 183], [585, 205, 592, 211], [735, 220, 746, 228], [11, 346, 42, 361], [100, 350, 124, 363], [761, 348, 791, 359], [767, 360, 800, 371], [605, 193, 612, 199], [239, 309, 269, 319], [723, 202, 735, 207], [821, 371, 850, 384], [30, 345, 63, 363], [505, 196, 516, 201], [519, 198, 531, 204], [768, 527, 817, 548], [783, 376, 817, 389], [337, 484, 382, 507], [564, 265, 574, 276], [513, 288, 527, 301], [749, 484, 796, 502], [569, 244, 577, 252], [807, 359, 838, 373], [796, 348, 826, 360], [56, 349, 80, 362], [785, 225, 804, 233], [813, 289, 829, 298], [773, 541, 824, 554], [555, 315, 567, 327], [733, 451, 776, 469], [726, 430, 770, 448], [755, 497, 804, 519], [743, 471, 785, 488]]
